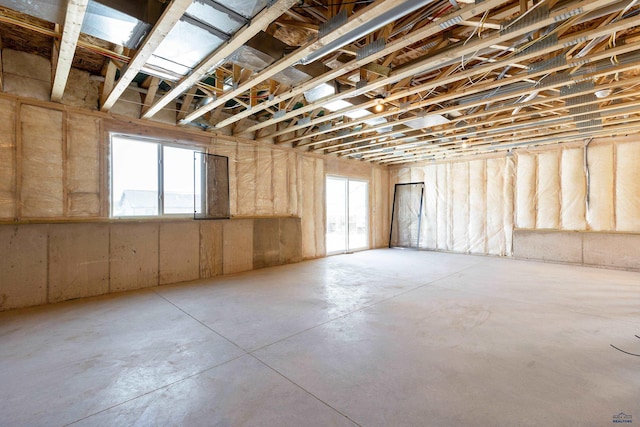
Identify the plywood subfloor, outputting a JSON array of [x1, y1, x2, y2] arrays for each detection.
[[1, 250, 638, 426]]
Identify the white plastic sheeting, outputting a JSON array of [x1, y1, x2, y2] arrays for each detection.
[[436, 163, 449, 251], [516, 153, 536, 229], [390, 183, 424, 248], [616, 142, 640, 231], [486, 158, 507, 255], [586, 143, 615, 230], [390, 157, 514, 256], [469, 160, 486, 254], [560, 148, 586, 230], [451, 162, 469, 253], [423, 165, 437, 250], [536, 151, 560, 229], [391, 139, 639, 257]]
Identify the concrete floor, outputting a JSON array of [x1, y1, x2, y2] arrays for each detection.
[[1, 249, 639, 426]]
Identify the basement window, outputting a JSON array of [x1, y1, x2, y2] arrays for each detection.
[[110, 135, 229, 219]]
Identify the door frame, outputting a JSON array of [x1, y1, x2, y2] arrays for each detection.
[[325, 175, 370, 255]]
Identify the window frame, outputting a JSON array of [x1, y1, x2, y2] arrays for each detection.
[[109, 133, 205, 219]]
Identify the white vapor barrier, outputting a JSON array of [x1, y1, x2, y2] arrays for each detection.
[[436, 163, 449, 251], [389, 138, 638, 258], [314, 158, 325, 257], [516, 153, 536, 229], [451, 161, 469, 253], [423, 165, 438, 249], [300, 156, 316, 258], [586, 143, 615, 230], [211, 141, 238, 215], [272, 149, 288, 215], [299, 156, 325, 258], [410, 166, 427, 247], [616, 142, 640, 231], [213, 141, 302, 218], [287, 151, 298, 217], [503, 157, 515, 256], [236, 145, 257, 216], [536, 150, 560, 229], [560, 148, 587, 230], [468, 160, 486, 254], [255, 146, 273, 215], [486, 158, 506, 255]]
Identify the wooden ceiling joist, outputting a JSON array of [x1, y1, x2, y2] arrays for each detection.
[[215, 0, 505, 131], [50, 0, 89, 102], [181, 0, 428, 124], [99, 0, 193, 111], [2, 0, 640, 165], [250, 0, 608, 140], [281, 14, 640, 148], [141, 0, 298, 120]]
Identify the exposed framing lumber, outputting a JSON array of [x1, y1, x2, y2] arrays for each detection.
[[141, 77, 161, 116], [100, 60, 118, 108], [100, 0, 193, 112], [141, 0, 298, 120], [51, 0, 89, 102], [316, 48, 640, 155], [382, 118, 640, 165], [345, 76, 640, 162], [264, 0, 603, 141], [0, 35, 3, 92], [314, 54, 640, 152], [182, 0, 443, 125], [363, 91, 640, 161], [215, 0, 505, 131], [283, 14, 639, 147], [177, 86, 198, 121]]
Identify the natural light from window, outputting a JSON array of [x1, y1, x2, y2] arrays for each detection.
[[111, 135, 201, 217]]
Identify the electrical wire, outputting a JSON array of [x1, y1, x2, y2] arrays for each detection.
[[294, 0, 374, 8], [610, 344, 640, 357]]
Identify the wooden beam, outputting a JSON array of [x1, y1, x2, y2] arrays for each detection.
[[177, 86, 198, 120], [141, 77, 161, 116], [277, 19, 319, 32], [182, 0, 424, 124], [330, 72, 640, 157], [101, 0, 193, 111], [216, 0, 506, 131], [142, 0, 298, 120], [100, 60, 118, 108], [297, 38, 640, 149], [273, 10, 638, 144], [51, 0, 89, 102], [0, 35, 3, 92], [362, 92, 640, 160]]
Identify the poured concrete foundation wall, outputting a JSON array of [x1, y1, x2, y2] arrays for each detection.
[[0, 72, 389, 311], [513, 229, 640, 272], [0, 218, 302, 311], [390, 138, 640, 267]]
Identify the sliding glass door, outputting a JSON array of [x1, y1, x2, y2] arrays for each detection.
[[326, 177, 368, 254]]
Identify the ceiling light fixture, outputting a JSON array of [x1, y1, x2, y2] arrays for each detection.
[[594, 89, 612, 98], [373, 95, 385, 113], [299, 0, 435, 65]]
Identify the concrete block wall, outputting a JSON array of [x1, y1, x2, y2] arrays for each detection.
[[0, 218, 302, 311], [513, 229, 640, 271]]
